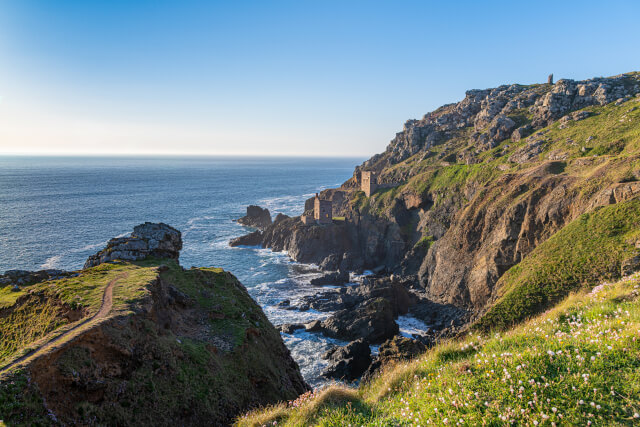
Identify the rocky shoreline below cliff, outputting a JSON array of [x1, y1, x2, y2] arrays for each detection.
[[230, 71, 640, 382]]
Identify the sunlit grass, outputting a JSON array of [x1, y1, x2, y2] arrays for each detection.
[[237, 274, 640, 426]]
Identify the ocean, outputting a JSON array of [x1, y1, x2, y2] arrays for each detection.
[[0, 155, 371, 385], [0, 155, 431, 387]]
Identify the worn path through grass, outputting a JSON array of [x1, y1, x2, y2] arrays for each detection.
[[0, 272, 129, 378]]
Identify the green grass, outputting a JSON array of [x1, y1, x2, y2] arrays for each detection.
[[476, 198, 640, 331], [142, 259, 268, 347], [0, 297, 68, 367], [413, 235, 434, 250], [1, 259, 305, 425], [238, 273, 640, 426], [0, 262, 158, 367], [0, 287, 26, 309]]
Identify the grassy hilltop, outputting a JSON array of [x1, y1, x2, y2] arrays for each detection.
[[0, 259, 307, 426]]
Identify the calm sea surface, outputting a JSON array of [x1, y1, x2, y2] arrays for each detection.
[[0, 155, 365, 386]]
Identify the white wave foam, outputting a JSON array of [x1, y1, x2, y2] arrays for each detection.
[[282, 330, 349, 388], [397, 315, 431, 338], [40, 255, 63, 269]]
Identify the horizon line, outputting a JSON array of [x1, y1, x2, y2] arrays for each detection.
[[0, 152, 370, 159]]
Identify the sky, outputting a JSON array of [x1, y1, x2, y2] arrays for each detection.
[[0, 1, 639, 157]]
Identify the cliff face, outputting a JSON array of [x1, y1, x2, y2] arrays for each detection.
[[239, 72, 640, 323], [0, 225, 308, 426], [360, 73, 640, 174]]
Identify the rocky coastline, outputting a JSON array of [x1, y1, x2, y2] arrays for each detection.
[[230, 72, 640, 382]]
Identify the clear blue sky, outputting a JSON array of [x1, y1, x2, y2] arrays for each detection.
[[0, 0, 638, 156]]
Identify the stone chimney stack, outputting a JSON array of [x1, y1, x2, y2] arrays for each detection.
[[548, 73, 554, 85]]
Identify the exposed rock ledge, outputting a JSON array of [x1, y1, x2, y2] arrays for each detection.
[[84, 222, 182, 268], [236, 205, 272, 229]]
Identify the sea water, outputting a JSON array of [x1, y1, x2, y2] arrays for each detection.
[[0, 155, 364, 386]]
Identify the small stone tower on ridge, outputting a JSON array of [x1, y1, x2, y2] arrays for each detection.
[[361, 171, 377, 197], [548, 73, 554, 85], [314, 193, 332, 224]]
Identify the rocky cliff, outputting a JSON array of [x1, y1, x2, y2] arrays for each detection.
[[84, 222, 182, 269], [233, 71, 640, 332], [0, 224, 308, 426]]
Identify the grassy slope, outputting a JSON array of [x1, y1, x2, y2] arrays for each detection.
[[238, 274, 640, 426], [0, 262, 157, 367], [476, 198, 640, 331], [1, 259, 302, 425], [353, 95, 640, 220], [238, 91, 640, 427]]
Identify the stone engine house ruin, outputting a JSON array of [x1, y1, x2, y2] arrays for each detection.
[[361, 171, 377, 197], [314, 193, 332, 224], [301, 193, 333, 225]]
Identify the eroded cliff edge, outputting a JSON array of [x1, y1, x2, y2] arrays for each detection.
[[0, 224, 308, 426]]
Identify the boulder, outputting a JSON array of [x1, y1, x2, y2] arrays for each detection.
[[321, 339, 372, 381], [362, 336, 426, 382], [511, 124, 533, 142], [273, 213, 290, 224], [309, 270, 350, 286], [319, 298, 399, 344], [304, 320, 323, 332], [277, 323, 305, 334], [487, 114, 516, 146], [84, 222, 182, 269], [237, 205, 272, 229], [229, 231, 263, 247]]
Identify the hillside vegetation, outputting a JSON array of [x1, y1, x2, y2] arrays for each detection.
[[238, 73, 640, 426], [477, 198, 640, 331], [238, 273, 640, 426], [0, 262, 156, 367], [356, 88, 640, 222], [0, 258, 307, 426]]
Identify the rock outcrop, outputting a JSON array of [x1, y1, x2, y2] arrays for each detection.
[[322, 339, 372, 381], [0, 269, 72, 288], [84, 222, 182, 268], [318, 297, 399, 344], [229, 230, 263, 247], [362, 336, 426, 382], [237, 205, 272, 229]]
